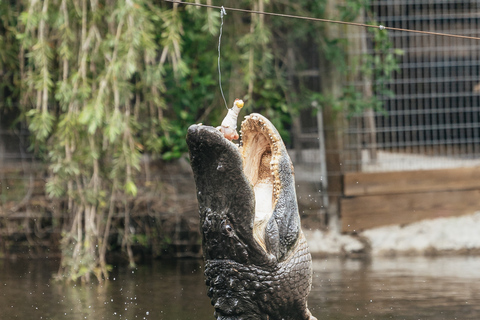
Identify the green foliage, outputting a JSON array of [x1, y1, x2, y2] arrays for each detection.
[[368, 27, 404, 97], [339, 0, 371, 22], [0, 0, 401, 281], [341, 25, 403, 116], [25, 109, 55, 141], [0, 0, 196, 282], [132, 234, 149, 247], [0, 2, 21, 107]]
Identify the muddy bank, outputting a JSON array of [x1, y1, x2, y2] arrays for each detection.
[[3, 156, 479, 259], [0, 155, 329, 259], [0, 157, 201, 259]]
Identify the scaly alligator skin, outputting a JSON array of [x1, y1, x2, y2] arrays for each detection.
[[187, 113, 317, 320]]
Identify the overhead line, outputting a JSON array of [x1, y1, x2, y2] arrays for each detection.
[[164, 0, 480, 41]]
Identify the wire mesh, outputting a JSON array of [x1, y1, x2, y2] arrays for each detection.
[[344, 0, 480, 172]]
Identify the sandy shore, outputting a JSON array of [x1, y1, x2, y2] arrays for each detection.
[[306, 211, 480, 257]]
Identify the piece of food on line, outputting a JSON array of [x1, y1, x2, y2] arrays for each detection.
[[217, 99, 244, 141]]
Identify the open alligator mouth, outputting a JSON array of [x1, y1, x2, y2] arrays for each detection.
[[239, 114, 288, 251], [186, 113, 315, 320], [187, 113, 299, 263]]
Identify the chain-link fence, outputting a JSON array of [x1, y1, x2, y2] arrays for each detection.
[[344, 0, 480, 172]]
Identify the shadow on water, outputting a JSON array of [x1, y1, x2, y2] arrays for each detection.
[[1, 256, 480, 319]]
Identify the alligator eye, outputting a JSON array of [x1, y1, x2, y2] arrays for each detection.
[[222, 221, 234, 235]]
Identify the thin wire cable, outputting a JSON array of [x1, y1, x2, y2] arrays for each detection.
[[218, 6, 228, 110], [164, 0, 480, 41]]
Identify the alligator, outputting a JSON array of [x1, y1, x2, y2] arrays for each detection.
[[186, 112, 317, 320]]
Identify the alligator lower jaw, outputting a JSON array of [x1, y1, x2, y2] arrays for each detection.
[[239, 114, 284, 251]]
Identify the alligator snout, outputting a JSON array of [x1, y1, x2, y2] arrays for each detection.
[[187, 114, 316, 320]]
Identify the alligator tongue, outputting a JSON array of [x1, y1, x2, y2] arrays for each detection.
[[186, 124, 272, 265]]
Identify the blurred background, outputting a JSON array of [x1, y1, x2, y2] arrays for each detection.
[[1, 1, 480, 318]]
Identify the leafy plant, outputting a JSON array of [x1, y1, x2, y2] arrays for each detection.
[[0, 0, 402, 282], [4, 0, 194, 282], [341, 25, 403, 116]]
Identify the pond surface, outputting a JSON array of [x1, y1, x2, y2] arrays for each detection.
[[1, 256, 480, 319]]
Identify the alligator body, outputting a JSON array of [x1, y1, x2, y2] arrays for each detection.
[[187, 113, 316, 320]]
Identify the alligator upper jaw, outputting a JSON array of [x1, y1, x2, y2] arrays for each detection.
[[186, 114, 287, 262]]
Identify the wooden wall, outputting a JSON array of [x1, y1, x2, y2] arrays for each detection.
[[340, 167, 480, 232]]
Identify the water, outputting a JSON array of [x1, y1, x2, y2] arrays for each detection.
[[309, 257, 480, 319], [1, 256, 480, 319]]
